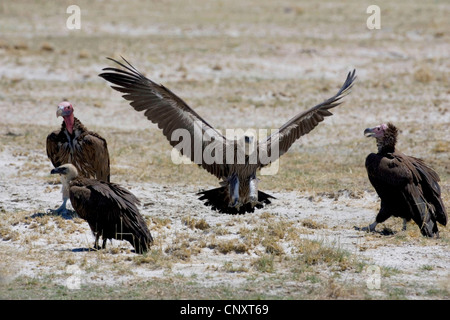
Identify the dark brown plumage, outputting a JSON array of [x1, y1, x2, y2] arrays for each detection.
[[99, 57, 356, 214], [51, 164, 153, 253], [47, 101, 110, 215], [357, 123, 447, 237]]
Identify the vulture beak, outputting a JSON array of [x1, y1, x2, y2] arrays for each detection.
[[56, 106, 63, 118], [51, 167, 66, 175], [56, 105, 71, 118], [364, 127, 375, 138]]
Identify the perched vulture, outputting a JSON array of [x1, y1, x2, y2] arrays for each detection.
[[50, 164, 153, 253], [99, 57, 356, 214], [47, 101, 110, 215], [357, 123, 447, 237]]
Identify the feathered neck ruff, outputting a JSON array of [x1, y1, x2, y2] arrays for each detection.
[[377, 122, 398, 154], [62, 117, 86, 135]]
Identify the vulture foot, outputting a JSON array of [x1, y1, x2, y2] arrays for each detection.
[[229, 199, 243, 210], [46, 206, 76, 218], [354, 221, 378, 233], [249, 196, 262, 208]]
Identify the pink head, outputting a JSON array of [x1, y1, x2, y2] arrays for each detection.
[[56, 101, 74, 134], [364, 122, 398, 152], [364, 123, 388, 139], [56, 101, 73, 118]]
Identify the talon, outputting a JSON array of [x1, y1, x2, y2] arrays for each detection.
[[47, 207, 69, 216], [229, 199, 242, 209], [354, 221, 378, 233], [354, 226, 370, 232], [249, 196, 261, 208]]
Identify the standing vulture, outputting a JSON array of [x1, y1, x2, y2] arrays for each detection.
[[47, 101, 110, 215], [357, 123, 447, 237], [99, 57, 356, 214], [50, 164, 153, 253]]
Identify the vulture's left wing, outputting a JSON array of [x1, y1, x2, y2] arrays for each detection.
[[259, 69, 356, 166], [411, 156, 447, 226]]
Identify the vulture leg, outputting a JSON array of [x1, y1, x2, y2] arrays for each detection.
[[402, 219, 407, 231], [93, 233, 102, 250], [47, 198, 70, 216], [249, 175, 261, 208], [47, 181, 75, 217], [228, 174, 241, 209]]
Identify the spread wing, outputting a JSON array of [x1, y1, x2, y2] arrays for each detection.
[[99, 57, 228, 179], [259, 69, 356, 166]]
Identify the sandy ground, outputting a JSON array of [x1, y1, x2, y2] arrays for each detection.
[[0, 0, 449, 299], [0, 154, 449, 298]]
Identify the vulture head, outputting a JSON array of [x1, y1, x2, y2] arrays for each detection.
[[56, 101, 75, 134], [364, 122, 398, 153], [51, 163, 78, 184]]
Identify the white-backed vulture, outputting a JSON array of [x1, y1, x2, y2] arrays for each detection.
[[99, 57, 356, 214], [47, 101, 110, 215], [356, 123, 447, 237], [51, 164, 153, 253]]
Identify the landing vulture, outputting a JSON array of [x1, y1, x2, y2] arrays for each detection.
[[47, 101, 110, 215], [99, 57, 356, 214], [51, 164, 153, 253], [356, 123, 447, 237]]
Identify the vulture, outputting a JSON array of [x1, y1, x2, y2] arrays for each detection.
[[50, 164, 153, 253], [357, 123, 447, 237], [47, 101, 110, 215], [99, 57, 356, 214]]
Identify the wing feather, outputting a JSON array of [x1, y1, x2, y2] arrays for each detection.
[[70, 179, 152, 252], [99, 57, 227, 179], [261, 69, 356, 163], [46, 129, 68, 168]]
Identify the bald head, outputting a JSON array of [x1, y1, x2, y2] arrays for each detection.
[[56, 101, 73, 118]]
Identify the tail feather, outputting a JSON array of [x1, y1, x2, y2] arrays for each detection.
[[122, 233, 153, 254], [197, 187, 275, 214]]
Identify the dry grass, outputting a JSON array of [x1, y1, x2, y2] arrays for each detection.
[[0, 0, 449, 300]]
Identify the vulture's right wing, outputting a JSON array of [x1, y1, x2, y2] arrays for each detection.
[[77, 131, 111, 182], [99, 57, 228, 179], [259, 69, 356, 166]]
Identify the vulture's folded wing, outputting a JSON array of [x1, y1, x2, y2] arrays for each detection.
[[79, 132, 111, 182], [412, 157, 447, 225], [71, 180, 151, 241], [365, 153, 414, 187], [46, 130, 67, 168]]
